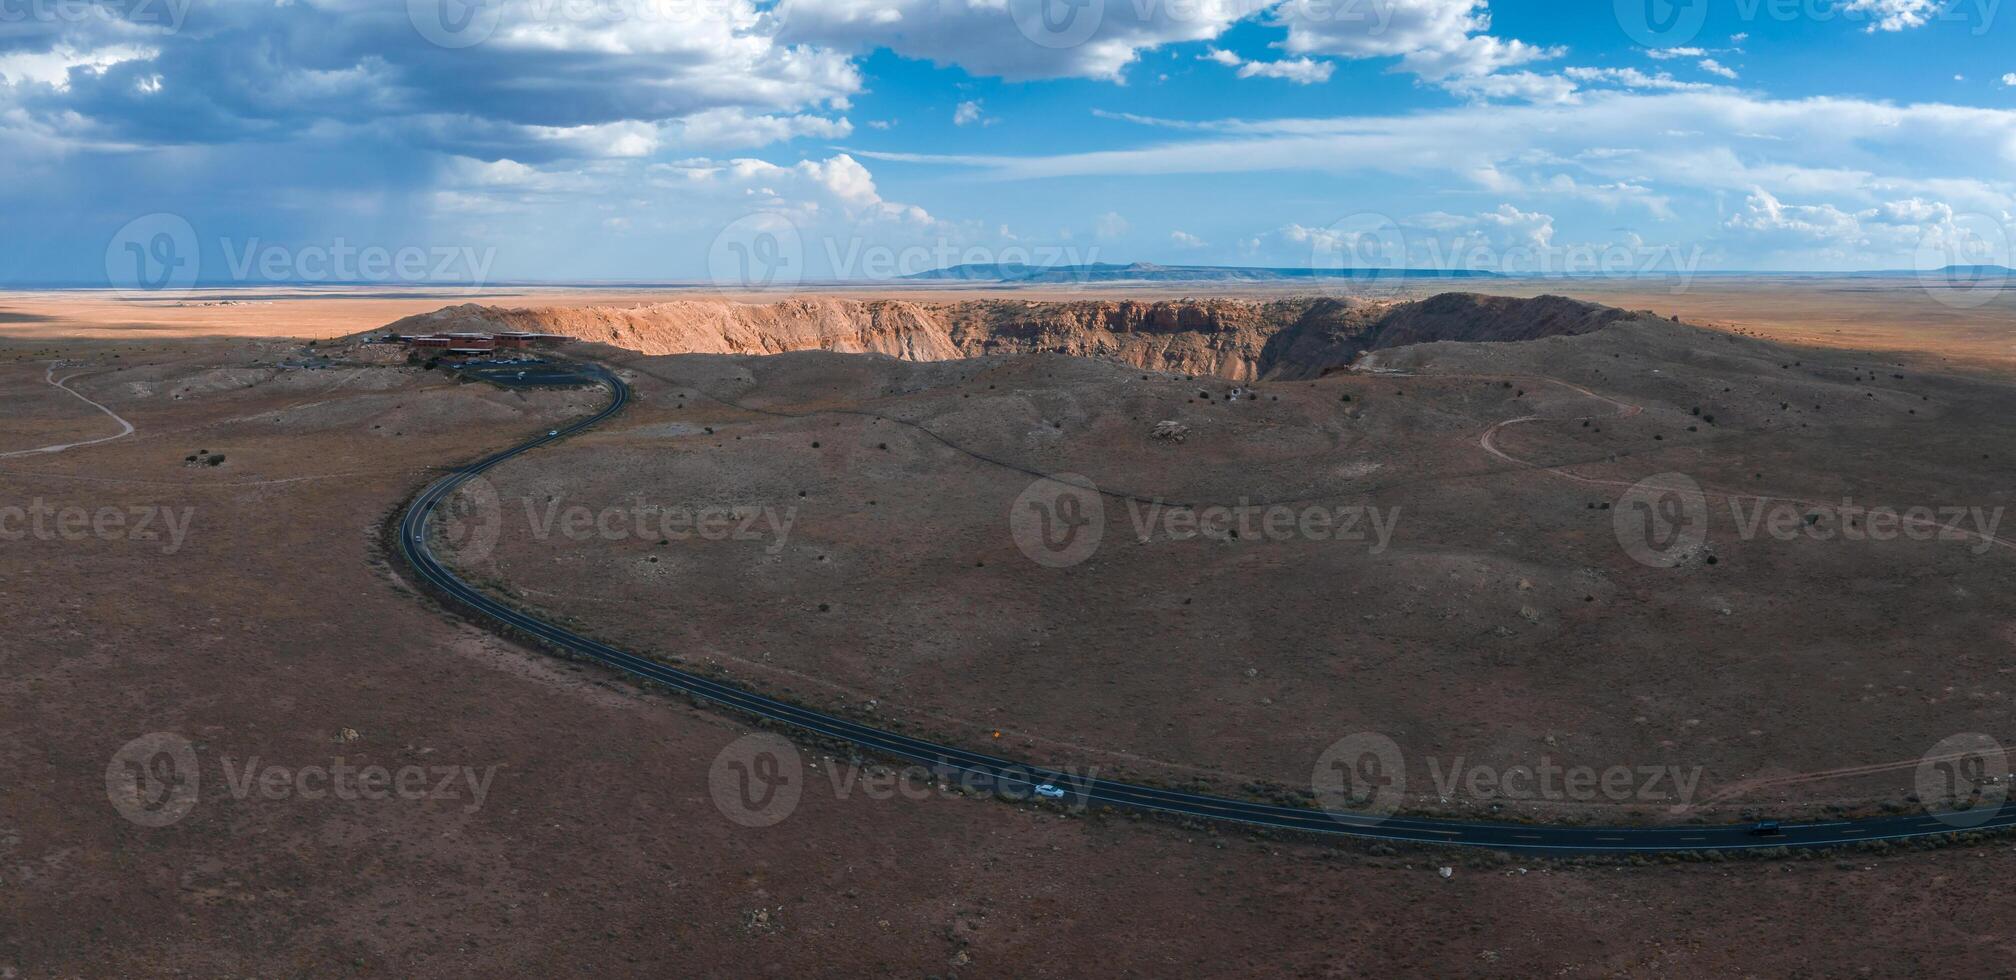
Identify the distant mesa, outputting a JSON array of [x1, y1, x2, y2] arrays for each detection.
[[903, 261, 1501, 284], [1929, 264, 2016, 279]]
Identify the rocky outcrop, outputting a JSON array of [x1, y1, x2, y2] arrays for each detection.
[[384, 293, 1630, 381]]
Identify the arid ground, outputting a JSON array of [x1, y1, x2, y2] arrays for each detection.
[[4, 282, 2015, 976]]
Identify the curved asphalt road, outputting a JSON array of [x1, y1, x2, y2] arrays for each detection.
[[396, 362, 2016, 853]]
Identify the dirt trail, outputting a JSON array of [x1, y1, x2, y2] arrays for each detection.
[[0, 363, 136, 458], [1471, 371, 2015, 553]]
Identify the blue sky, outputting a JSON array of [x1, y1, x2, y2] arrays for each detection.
[[2, 0, 2014, 286]]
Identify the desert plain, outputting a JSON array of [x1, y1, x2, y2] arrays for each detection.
[[4, 277, 2016, 975]]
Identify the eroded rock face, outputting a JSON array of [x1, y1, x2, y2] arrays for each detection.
[[384, 293, 1628, 380]]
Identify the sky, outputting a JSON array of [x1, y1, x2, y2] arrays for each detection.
[[2, 0, 2014, 287]]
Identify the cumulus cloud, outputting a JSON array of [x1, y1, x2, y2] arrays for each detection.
[[1698, 59, 1737, 80], [1170, 230, 1207, 247], [1725, 188, 1866, 242], [1095, 211, 1130, 239], [1274, 0, 1563, 97], [775, 0, 1251, 81], [1237, 57, 1334, 84], [1841, 0, 1941, 31], [953, 100, 990, 126], [0, 0, 860, 159]]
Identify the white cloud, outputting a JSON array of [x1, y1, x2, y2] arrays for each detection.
[[1699, 59, 1738, 80], [1095, 211, 1130, 239], [1442, 70, 1578, 103], [0, 44, 157, 91], [953, 100, 989, 126], [1470, 203, 1555, 248], [1170, 230, 1207, 247], [1236, 57, 1335, 84], [1725, 188, 1865, 242], [1565, 67, 1716, 92], [1645, 47, 1707, 60], [867, 92, 2016, 218], [776, 0, 1251, 81], [2004, 73, 2016, 87], [1273, 0, 1562, 97], [1204, 47, 1335, 85], [1841, 0, 1940, 31]]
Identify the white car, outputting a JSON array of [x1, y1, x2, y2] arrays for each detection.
[[548, 430, 559, 436], [1033, 784, 1066, 799]]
